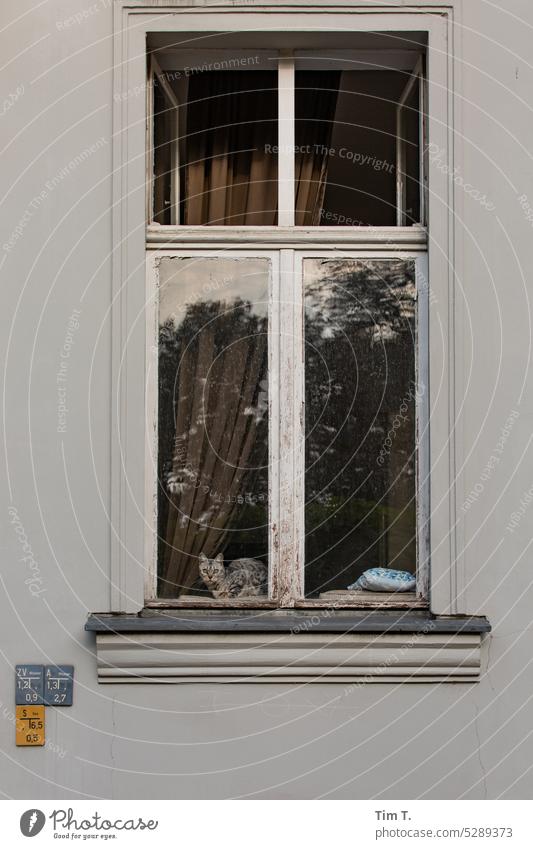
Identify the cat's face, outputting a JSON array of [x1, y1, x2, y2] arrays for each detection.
[[198, 552, 224, 585]]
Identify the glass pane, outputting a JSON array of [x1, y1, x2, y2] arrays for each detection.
[[157, 257, 270, 599], [295, 69, 421, 226], [304, 258, 417, 598], [152, 66, 278, 225]]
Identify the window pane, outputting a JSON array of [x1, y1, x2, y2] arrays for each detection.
[[153, 68, 278, 225], [295, 69, 421, 226], [304, 258, 417, 598], [157, 257, 270, 599]]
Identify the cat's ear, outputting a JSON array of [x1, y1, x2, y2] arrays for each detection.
[[215, 553, 224, 563], [199, 553, 207, 563]]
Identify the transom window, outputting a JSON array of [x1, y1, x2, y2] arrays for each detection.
[[146, 31, 429, 608], [148, 32, 427, 228]]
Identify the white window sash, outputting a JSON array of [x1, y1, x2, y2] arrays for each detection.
[[396, 55, 425, 226], [145, 248, 428, 607], [149, 55, 181, 225], [148, 49, 426, 228], [291, 250, 429, 606], [145, 250, 281, 607]]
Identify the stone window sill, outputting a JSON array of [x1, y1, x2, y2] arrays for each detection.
[[86, 610, 490, 684]]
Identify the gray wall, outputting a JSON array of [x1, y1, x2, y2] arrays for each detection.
[[1, 0, 533, 799]]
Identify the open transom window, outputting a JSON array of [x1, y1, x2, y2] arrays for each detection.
[[145, 30, 429, 608], [148, 31, 427, 228]]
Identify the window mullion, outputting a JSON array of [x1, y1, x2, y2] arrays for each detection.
[[278, 54, 295, 226], [293, 251, 305, 599], [278, 249, 302, 605], [416, 253, 430, 600]]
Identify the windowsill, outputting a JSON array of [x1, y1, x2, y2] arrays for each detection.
[[86, 610, 490, 685]]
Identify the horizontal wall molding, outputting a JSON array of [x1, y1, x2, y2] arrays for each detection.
[[146, 225, 428, 251], [94, 631, 484, 684]]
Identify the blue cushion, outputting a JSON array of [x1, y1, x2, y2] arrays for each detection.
[[348, 568, 416, 592]]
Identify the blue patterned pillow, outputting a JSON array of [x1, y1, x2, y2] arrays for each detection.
[[348, 568, 416, 592]]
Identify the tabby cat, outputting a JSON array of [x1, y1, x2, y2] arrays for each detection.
[[198, 552, 267, 599]]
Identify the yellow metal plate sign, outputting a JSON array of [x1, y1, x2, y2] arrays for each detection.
[[16, 705, 45, 746]]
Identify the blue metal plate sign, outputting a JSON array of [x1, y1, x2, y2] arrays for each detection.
[[44, 665, 74, 706], [15, 665, 44, 705]]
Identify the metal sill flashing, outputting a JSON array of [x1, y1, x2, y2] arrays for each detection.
[[86, 609, 490, 634], [87, 611, 489, 684]]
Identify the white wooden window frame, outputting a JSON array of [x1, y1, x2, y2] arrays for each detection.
[[111, 2, 461, 618]]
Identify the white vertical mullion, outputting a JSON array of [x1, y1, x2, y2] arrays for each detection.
[[293, 252, 305, 599], [278, 249, 301, 604], [278, 55, 295, 226], [416, 253, 430, 600], [144, 253, 159, 600], [395, 106, 405, 226], [170, 108, 180, 225], [269, 252, 281, 601]]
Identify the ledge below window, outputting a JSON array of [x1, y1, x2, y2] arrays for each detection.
[[86, 610, 490, 684]]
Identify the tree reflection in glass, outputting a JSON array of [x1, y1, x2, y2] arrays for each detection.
[[304, 258, 417, 598], [157, 257, 269, 598]]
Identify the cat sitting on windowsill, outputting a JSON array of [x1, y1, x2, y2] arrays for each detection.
[[198, 552, 267, 599]]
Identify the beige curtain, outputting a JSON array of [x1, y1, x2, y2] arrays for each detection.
[[183, 70, 340, 226], [184, 71, 278, 225], [159, 305, 268, 596]]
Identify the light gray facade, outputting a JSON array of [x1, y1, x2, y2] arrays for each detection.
[[1, 0, 533, 799]]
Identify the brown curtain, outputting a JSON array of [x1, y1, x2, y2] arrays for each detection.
[[295, 71, 341, 226], [159, 305, 268, 596], [183, 70, 340, 226], [183, 71, 278, 225]]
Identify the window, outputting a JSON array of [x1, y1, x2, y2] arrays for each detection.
[[148, 34, 427, 228], [145, 32, 429, 607], [303, 257, 418, 599], [92, 4, 487, 681]]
